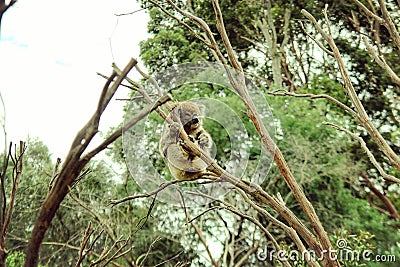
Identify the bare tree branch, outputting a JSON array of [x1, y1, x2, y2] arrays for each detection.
[[24, 58, 168, 267], [0, 141, 25, 265], [299, 20, 334, 57], [268, 90, 359, 119], [377, 0, 400, 51], [351, 0, 385, 24], [360, 173, 399, 220], [75, 222, 100, 267], [302, 8, 400, 172], [179, 191, 219, 267], [205, 2, 337, 263], [323, 122, 400, 184], [362, 36, 400, 86], [187, 191, 294, 267], [0, 0, 17, 35], [110, 179, 182, 206]]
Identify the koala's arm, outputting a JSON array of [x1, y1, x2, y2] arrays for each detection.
[[166, 144, 207, 172], [160, 122, 181, 157]]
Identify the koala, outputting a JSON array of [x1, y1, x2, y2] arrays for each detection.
[[160, 101, 213, 180]]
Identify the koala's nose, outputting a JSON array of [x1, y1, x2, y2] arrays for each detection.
[[190, 115, 199, 124], [191, 116, 199, 124]]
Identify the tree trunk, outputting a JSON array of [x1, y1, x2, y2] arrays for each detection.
[[0, 247, 7, 267]]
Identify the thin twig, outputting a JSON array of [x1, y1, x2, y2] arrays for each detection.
[[82, 94, 171, 162], [323, 122, 400, 184], [350, 0, 385, 24], [110, 180, 181, 206], [3, 141, 25, 244], [362, 37, 400, 86], [147, 0, 213, 49], [268, 90, 359, 119], [378, 0, 400, 51], [75, 222, 92, 267]]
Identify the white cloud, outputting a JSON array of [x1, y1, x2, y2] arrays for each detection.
[[0, 0, 149, 158]]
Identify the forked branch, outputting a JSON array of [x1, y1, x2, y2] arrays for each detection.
[[301, 8, 400, 173], [24, 59, 169, 267]]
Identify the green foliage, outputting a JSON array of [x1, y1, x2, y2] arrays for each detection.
[[140, 7, 211, 73], [6, 251, 48, 267], [331, 229, 399, 267], [6, 251, 46, 267], [7, 138, 53, 243], [6, 251, 25, 267]]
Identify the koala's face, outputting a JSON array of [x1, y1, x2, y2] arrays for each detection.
[[174, 102, 203, 133]]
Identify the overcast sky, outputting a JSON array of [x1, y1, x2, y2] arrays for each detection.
[[0, 0, 149, 159]]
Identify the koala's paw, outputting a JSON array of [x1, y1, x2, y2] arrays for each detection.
[[188, 135, 196, 143], [198, 133, 210, 149]]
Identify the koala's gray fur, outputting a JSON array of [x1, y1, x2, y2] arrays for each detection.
[[159, 101, 212, 180]]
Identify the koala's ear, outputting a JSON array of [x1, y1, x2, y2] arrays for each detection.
[[197, 103, 206, 116], [169, 101, 181, 110], [171, 104, 182, 121], [169, 101, 181, 114]]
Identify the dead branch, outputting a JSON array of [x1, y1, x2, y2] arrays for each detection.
[[362, 36, 400, 86], [75, 222, 92, 267], [208, 2, 336, 264], [360, 173, 399, 220], [351, 0, 385, 23], [0, 141, 25, 266], [301, 8, 400, 173], [0, 0, 17, 34], [110, 179, 182, 206], [268, 90, 359, 119], [137, 236, 162, 266], [349, 0, 400, 85], [377, 0, 400, 51], [299, 20, 334, 57], [152, 251, 185, 267], [89, 237, 131, 267], [187, 191, 294, 267], [24, 58, 168, 267], [179, 191, 219, 267], [323, 122, 400, 184], [74, 222, 105, 267], [99, 239, 132, 267]]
